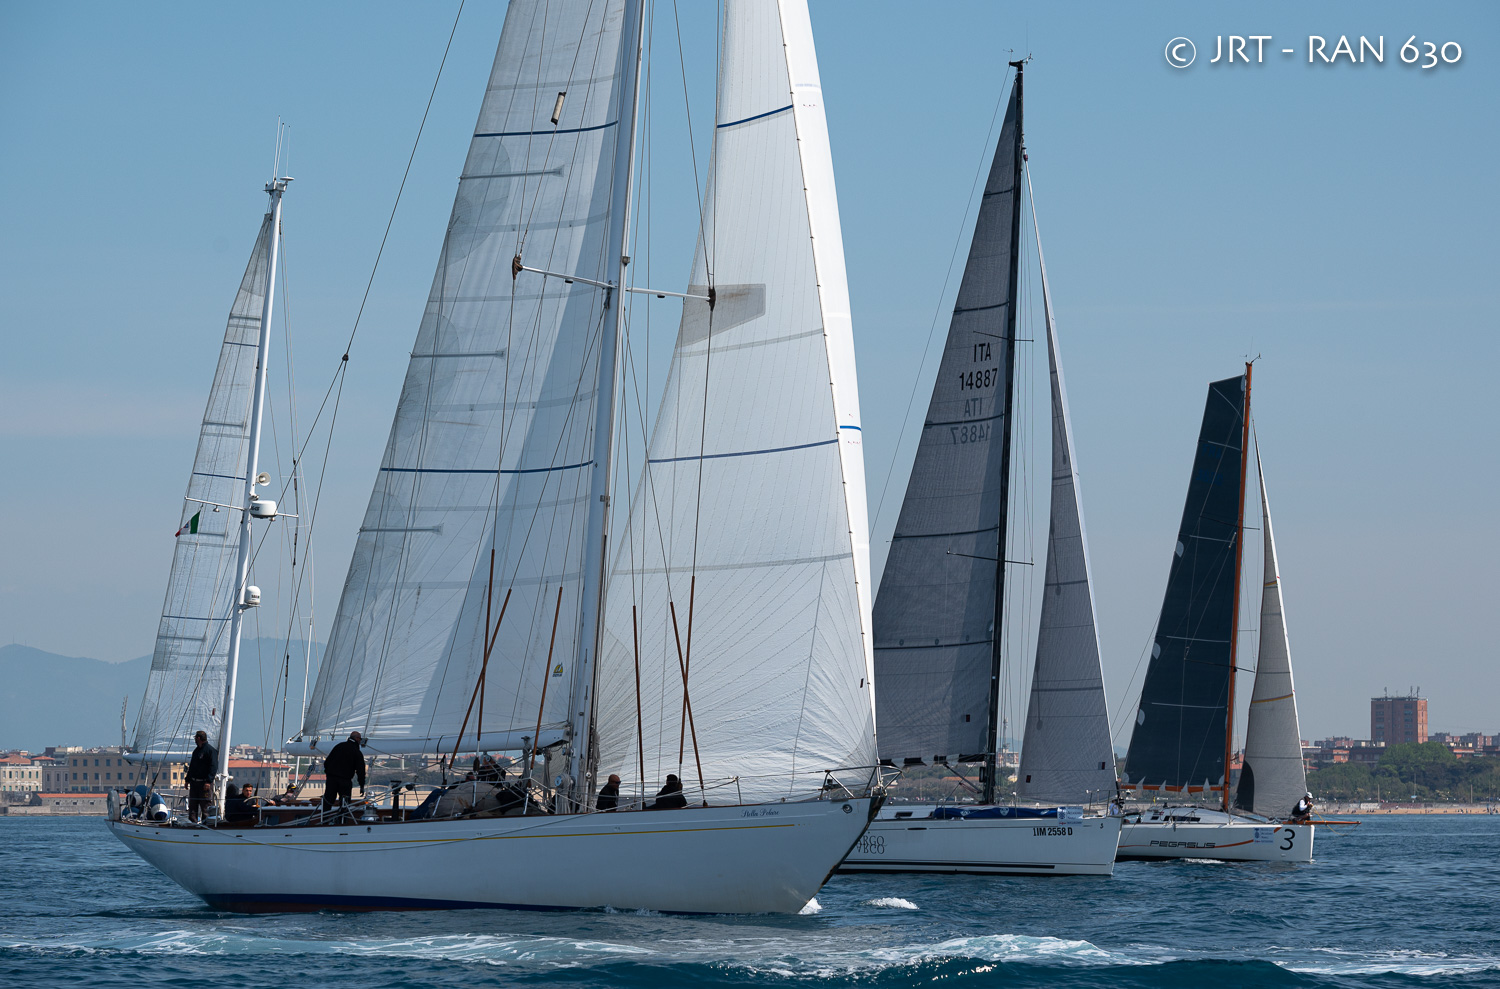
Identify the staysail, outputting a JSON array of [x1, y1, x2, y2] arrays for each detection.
[[1235, 446, 1306, 816], [1123, 374, 1248, 793], [298, 0, 631, 754], [593, 0, 875, 804], [133, 215, 274, 758], [871, 79, 1021, 767], [1015, 177, 1115, 805]]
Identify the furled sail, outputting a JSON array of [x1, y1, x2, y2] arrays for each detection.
[[1235, 447, 1306, 816], [1015, 211, 1115, 805], [871, 81, 1020, 764], [299, 0, 630, 754], [1123, 374, 1247, 791], [133, 215, 273, 757], [593, 0, 875, 804]]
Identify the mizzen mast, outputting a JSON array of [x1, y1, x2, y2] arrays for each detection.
[[215, 172, 290, 807]]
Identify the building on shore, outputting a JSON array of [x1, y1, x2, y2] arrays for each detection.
[[1, 753, 43, 794], [41, 747, 186, 793], [1372, 692, 1427, 745]]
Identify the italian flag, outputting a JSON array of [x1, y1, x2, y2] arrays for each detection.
[[175, 511, 201, 537]]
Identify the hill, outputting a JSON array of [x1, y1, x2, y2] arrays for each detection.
[[0, 639, 322, 752]]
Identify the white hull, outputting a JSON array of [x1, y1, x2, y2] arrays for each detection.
[[108, 797, 875, 914], [838, 806, 1121, 876], [1117, 810, 1314, 862]]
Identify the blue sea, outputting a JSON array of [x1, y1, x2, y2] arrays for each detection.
[[2, 815, 1498, 988]]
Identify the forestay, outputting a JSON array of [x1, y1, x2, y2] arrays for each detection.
[[299, 0, 630, 754], [1235, 448, 1307, 816], [1015, 196, 1115, 805], [134, 216, 273, 757], [871, 83, 1020, 764], [1123, 375, 1247, 790], [594, 0, 875, 804]]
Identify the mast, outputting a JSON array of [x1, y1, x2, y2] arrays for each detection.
[[215, 175, 289, 807], [982, 59, 1026, 805], [1222, 361, 1252, 811], [566, 0, 646, 804]]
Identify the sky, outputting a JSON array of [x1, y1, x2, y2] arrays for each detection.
[[1, 2, 1496, 746]]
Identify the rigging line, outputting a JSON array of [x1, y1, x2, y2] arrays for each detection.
[[517, 0, 605, 248], [670, 0, 710, 282], [870, 69, 1013, 536], [527, 585, 566, 778]]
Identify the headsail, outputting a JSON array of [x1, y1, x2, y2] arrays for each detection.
[[1235, 446, 1306, 816], [299, 0, 631, 754], [1015, 176, 1115, 805], [871, 79, 1021, 766], [133, 215, 274, 758], [593, 0, 875, 804], [1123, 374, 1248, 793]]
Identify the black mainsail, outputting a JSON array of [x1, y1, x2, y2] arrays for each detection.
[[1123, 370, 1251, 807]]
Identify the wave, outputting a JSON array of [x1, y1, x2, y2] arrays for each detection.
[[6, 929, 1499, 983], [861, 897, 919, 910]]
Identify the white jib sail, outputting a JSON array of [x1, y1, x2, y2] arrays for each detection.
[[133, 215, 274, 758], [594, 0, 876, 805], [1237, 447, 1307, 817], [298, 0, 631, 755], [1015, 169, 1116, 806]]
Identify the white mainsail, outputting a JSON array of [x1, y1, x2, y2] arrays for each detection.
[[593, 0, 876, 804], [1015, 174, 1116, 805], [1235, 447, 1307, 817], [133, 216, 274, 758], [298, 0, 631, 755]]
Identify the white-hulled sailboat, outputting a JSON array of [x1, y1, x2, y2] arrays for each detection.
[[110, 0, 883, 914], [1115, 365, 1315, 862], [839, 62, 1121, 878]]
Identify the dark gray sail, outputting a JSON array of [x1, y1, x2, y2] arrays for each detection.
[[1123, 374, 1247, 792], [873, 78, 1021, 768]]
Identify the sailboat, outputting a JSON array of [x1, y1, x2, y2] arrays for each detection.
[[1115, 364, 1315, 862], [839, 61, 1121, 878], [109, 0, 882, 914]]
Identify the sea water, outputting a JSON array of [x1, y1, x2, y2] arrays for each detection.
[[2, 815, 1498, 988]]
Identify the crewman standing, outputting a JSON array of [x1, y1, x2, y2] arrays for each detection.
[[322, 731, 368, 812]]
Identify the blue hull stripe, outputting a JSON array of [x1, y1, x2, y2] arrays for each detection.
[[198, 891, 713, 915]]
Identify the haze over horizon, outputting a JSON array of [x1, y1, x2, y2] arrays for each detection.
[[2, 2, 1495, 745]]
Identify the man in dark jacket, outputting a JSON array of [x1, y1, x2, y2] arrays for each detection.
[[596, 774, 621, 812], [648, 773, 687, 810], [322, 731, 367, 812], [185, 730, 217, 823]]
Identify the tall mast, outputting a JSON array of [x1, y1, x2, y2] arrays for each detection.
[[983, 59, 1026, 805], [1222, 361, 1253, 811], [566, 0, 646, 804], [215, 174, 289, 807]]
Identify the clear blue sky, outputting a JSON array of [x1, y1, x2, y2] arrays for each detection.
[[2, 2, 1495, 744]]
